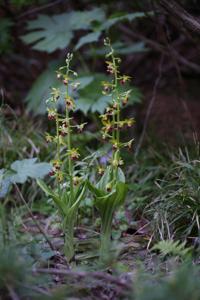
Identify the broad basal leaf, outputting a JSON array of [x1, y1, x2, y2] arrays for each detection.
[[76, 73, 111, 114], [75, 11, 152, 50], [75, 31, 101, 50], [25, 61, 61, 114], [25, 61, 93, 114], [95, 182, 128, 218], [89, 41, 149, 56], [10, 158, 51, 183], [101, 12, 149, 30], [21, 8, 105, 52]]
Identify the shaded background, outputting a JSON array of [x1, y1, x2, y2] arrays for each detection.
[[1, 0, 200, 146]]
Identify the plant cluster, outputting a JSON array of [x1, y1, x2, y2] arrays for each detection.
[[38, 39, 135, 263]]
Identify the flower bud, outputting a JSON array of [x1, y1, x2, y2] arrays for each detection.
[[53, 160, 61, 170], [127, 119, 134, 128], [65, 97, 74, 110], [106, 183, 112, 192], [62, 121, 68, 128], [47, 109, 56, 121], [45, 133, 53, 143], [98, 167, 104, 176], [73, 176, 81, 186], [112, 142, 118, 150], [63, 79, 68, 85], [57, 171, 63, 182], [112, 102, 118, 109], [49, 170, 55, 176], [122, 97, 128, 106], [69, 148, 80, 160]]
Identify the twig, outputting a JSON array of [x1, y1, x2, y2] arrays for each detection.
[[159, 0, 200, 35], [135, 55, 164, 157], [6, 284, 20, 300], [17, 0, 63, 19], [119, 25, 200, 73], [33, 268, 131, 289]]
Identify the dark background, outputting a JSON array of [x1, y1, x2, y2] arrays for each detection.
[[1, 0, 200, 144]]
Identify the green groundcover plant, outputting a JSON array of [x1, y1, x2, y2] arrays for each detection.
[[37, 39, 135, 263]]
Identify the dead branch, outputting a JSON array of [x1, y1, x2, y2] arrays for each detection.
[[33, 268, 132, 289], [159, 0, 200, 35], [119, 25, 200, 73], [6, 284, 20, 300]]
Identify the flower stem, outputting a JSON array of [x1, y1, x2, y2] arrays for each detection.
[[63, 211, 75, 261], [111, 48, 120, 180], [65, 85, 74, 202], [55, 114, 61, 191], [100, 211, 113, 262]]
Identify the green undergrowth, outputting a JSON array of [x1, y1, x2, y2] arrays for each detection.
[[126, 141, 200, 243], [1, 109, 200, 298]]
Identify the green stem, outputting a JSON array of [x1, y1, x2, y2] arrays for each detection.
[[63, 212, 75, 262], [56, 115, 61, 192], [111, 50, 120, 180], [56, 116, 60, 159], [66, 108, 74, 202], [65, 73, 74, 202], [100, 211, 113, 262]]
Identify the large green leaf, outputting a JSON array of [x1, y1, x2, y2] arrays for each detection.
[[100, 12, 149, 31], [95, 182, 127, 220], [76, 73, 111, 114], [69, 183, 87, 212], [25, 61, 93, 114], [88, 41, 149, 56], [10, 158, 51, 183], [37, 179, 65, 213], [75, 11, 152, 49], [25, 62, 61, 114], [26, 67, 141, 115], [21, 8, 105, 52], [87, 180, 105, 198], [96, 166, 112, 191], [114, 41, 149, 54], [75, 31, 101, 50]]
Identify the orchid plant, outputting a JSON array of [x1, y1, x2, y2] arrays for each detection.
[[37, 39, 135, 263], [88, 38, 135, 261], [37, 53, 87, 262]]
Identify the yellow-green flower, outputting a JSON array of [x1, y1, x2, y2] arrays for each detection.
[[73, 176, 82, 186], [68, 148, 80, 160], [47, 108, 57, 120], [65, 97, 75, 110]]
